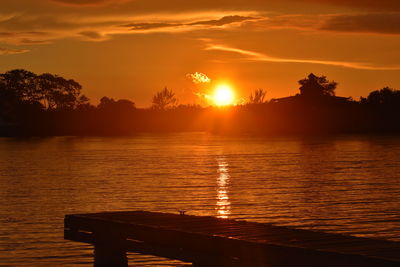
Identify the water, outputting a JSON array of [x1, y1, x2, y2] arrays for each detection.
[[1, 133, 400, 266]]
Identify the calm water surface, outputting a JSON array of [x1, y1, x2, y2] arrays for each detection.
[[1, 133, 400, 266]]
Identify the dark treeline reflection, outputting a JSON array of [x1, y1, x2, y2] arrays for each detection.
[[1, 70, 400, 136]]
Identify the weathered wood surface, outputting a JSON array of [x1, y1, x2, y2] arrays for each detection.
[[64, 210, 400, 266]]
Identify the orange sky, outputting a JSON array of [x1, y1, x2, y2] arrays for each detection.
[[1, 0, 400, 107]]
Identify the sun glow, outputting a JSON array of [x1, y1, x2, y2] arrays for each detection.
[[213, 84, 235, 106]]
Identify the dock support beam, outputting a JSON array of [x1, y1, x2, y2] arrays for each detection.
[[93, 231, 128, 267]]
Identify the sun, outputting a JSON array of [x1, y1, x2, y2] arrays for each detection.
[[213, 84, 235, 106]]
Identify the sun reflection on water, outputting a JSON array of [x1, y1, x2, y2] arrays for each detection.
[[216, 157, 231, 218]]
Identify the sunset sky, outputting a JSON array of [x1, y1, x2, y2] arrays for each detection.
[[1, 0, 400, 107]]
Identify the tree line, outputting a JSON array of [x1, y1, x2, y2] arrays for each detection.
[[1, 69, 400, 136]]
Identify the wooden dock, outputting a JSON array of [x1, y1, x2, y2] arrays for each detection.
[[64, 211, 400, 266]]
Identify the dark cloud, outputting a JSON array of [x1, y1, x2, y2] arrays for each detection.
[[0, 47, 29, 55], [50, 0, 126, 6], [79, 30, 104, 39], [320, 13, 400, 34], [302, 0, 400, 11], [243, 15, 317, 31], [19, 39, 50, 44], [52, 0, 105, 4], [0, 32, 15, 37], [189, 15, 256, 26], [124, 15, 256, 31], [11, 0, 400, 13], [124, 22, 179, 30], [243, 12, 400, 35], [78, 0, 400, 13], [0, 14, 81, 32], [0, 11, 255, 45], [1, 0, 398, 48], [0, 30, 52, 45]]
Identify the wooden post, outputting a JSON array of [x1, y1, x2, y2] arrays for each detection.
[[93, 231, 128, 267]]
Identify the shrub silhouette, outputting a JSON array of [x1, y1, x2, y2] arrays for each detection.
[[248, 89, 267, 104], [151, 87, 177, 110]]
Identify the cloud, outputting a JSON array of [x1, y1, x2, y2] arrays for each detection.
[[79, 30, 106, 40], [0, 47, 29, 55], [124, 22, 178, 30], [205, 43, 400, 70], [241, 15, 318, 31], [189, 15, 255, 26], [320, 13, 400, 34], [300, 0, 400, 11], [50, 0, 127, 6], [0, 30, 53, 45], [0, 9, 256, 45], [242, 13, 400, 35], [47, 0, 400, 12], [0, 0, 399, 48], [187, 72, 211, 84], [123, 15, 256, 31]]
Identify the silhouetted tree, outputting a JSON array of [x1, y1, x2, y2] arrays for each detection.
[[76, 95, 94, 111], [38, 73, 83, 110], [363, 87, 400, 107], [0, 70, 42, 122], [3, 69, 400, 136], [78, 95, 90, 105], [0, 69, 40, 103], [98, 96, 116, 109], [248, 89, 267, 104], [151, 87, 177, 110], [0, 69, 87, 111], [299, 73, 337, 97], [115, 99, 136, 109], [97, 97, 135, 111]]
